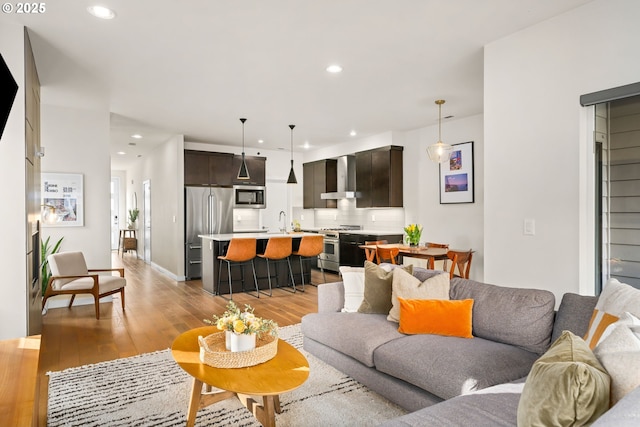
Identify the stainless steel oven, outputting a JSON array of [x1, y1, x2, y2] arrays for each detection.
[[318, 231, 340, 272]]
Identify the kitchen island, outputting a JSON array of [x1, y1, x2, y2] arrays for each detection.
[[199, 232, 320, 295]]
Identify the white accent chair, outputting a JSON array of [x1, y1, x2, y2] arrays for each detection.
[[42, 251, 126, 319]]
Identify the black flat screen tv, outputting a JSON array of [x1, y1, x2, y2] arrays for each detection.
[[0, 53, 19, 142]]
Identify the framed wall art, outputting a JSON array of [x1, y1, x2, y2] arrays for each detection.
[[41, 173, 84, 226], [439, 141, 474, 204]]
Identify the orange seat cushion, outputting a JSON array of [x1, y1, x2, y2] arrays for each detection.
[[398, 298, 474, 338]]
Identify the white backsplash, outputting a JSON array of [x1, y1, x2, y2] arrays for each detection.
[[293, 199, 405, 232], [233, 208, 261, 231]]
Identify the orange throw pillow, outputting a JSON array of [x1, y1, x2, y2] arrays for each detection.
[[398, 298, 474, 338]]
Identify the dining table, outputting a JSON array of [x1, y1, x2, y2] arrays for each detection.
[[358, 243, 448, 269]]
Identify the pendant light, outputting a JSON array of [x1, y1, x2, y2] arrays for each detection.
[[237, 118, 250, 180], [287, 124, 298, 184], [427, 99, 454, 163]]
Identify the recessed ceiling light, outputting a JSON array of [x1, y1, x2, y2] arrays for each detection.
[[326, 64, 343, 73], [350, 130, 357, 136], [258, 139, 264, 144], [303, 142, 310, 149], [87, 5, 116, 19], [117, 151, 126, 155], [128, 142, 137, 146], [131, 134, 142, 139]]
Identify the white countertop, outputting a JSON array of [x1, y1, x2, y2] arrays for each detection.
[[199, 232, 318, 241]]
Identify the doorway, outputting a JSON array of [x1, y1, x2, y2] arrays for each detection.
[[143, 180, 151, 263], [110, 177, 120, 250]]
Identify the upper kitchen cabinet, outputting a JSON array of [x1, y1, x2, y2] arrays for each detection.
[[210, 152, 235, 186], [231, 155, 266, 186], [184, 150, 265, 186], [356, 145, 403, 208], [303, 159, 337, 209], [184, 150, 233, 186]]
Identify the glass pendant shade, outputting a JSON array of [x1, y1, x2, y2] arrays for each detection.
[[287, 124, 297, 184], [427, 99, 454, 163], [427, 141, 454, 163], [237, 118, 250, 180]]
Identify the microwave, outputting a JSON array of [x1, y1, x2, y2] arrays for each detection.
[[234, 185, 266, 209]]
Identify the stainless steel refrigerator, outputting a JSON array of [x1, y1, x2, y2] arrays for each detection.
[[185, 186, 234, 280]]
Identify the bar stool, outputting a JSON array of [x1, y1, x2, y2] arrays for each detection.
[[216, 238, 259, 299], [257, 236, 296, 296], [291, 235, 325, 289]]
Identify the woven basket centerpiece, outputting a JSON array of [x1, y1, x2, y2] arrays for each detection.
[[198, 331, 278, 368]]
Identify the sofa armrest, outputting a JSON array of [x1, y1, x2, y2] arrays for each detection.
[[593, 386, 640, 426], [317, 281, 345, 313]]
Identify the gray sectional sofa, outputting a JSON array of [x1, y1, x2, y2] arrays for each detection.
[[300, 267, 640, 426]]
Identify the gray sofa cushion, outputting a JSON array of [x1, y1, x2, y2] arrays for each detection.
[[450, 278, 555, 354], [551, 292, 598, 343], [374, 334, 538, 400], [301, 312, 403, 367], [379, 380, 525, 427]]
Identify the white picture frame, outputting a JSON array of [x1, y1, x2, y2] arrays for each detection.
[[439, 141, 474, 204], [41, 173, 84, 226]]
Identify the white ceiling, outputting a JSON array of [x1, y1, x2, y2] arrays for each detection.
[[1, 0, 593, 169]]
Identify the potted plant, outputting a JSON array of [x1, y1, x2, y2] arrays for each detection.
[[404, 224, 423, 246], [128, 209, 139, 229], [205, 301, 278, 352], [41, 236, 64, 296]]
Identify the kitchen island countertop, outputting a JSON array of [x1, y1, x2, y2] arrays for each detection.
[[199, 232, 318, 241]]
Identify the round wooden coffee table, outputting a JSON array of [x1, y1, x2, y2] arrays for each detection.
[[171, 326, 309, 427]]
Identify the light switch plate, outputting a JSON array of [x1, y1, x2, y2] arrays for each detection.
[[524, 218, 535, 235]]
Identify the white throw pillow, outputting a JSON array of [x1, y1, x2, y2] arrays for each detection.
[[594, 312, 640, 406], [340, 266, 365, 313], [387, 267, 450, 322], [584, 278, 640, 349]]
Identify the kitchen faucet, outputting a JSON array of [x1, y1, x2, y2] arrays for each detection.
[[279, 210, 286, 233]]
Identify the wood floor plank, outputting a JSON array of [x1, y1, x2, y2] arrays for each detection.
[[32, 252, 337, 426]]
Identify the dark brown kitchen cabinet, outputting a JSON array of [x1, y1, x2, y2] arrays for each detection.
[[231, 155, 266, 186], [209, 153, 235, 186], [184, 150, 265, 186], [303, 159, 337, 209], [356, 146, 403, 208], [184, 151, 211, 185]]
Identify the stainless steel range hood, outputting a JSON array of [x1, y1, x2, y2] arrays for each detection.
[[321, 155, 359, 199]]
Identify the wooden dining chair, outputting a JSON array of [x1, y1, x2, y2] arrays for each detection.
[[376, 245, 399, 265], [446, 249, 473, 279], [364, 240, 388, 262], [427, 242, 449, 270]]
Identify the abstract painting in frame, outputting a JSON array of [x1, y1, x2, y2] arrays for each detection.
[[439, 141, 474, 204]]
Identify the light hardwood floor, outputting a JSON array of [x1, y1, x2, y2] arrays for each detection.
[[33, 252, 336, 426]]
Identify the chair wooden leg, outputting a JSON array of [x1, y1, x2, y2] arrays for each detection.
[[68, 294, 76, 308], [94, 295, 100, 320], [120, 288, 125, 310]]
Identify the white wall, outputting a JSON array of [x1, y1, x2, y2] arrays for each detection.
[[40, 105, 111, 268], [484, 0, 640, 302], [128, 135, 184, 278], [408, 114, 485, 280], [0, 22, 27, 340]]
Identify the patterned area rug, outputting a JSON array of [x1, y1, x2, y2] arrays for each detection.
[[47, 324, 407, 426]]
